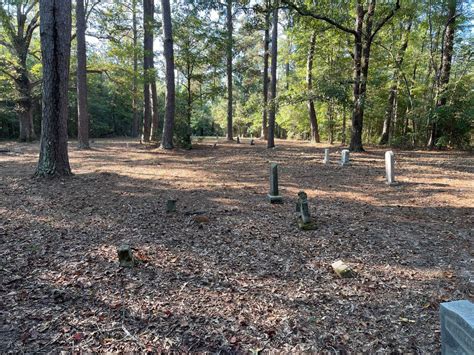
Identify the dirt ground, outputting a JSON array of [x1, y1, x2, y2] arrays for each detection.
[[1, 138, 473, 353]]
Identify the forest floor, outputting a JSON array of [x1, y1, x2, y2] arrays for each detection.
[[0, 138, 473, 353]]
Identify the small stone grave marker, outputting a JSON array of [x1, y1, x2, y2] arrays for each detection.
[[236, 137, 240, 144], [166, 199, 177, 213], [440, 300, 474, 355], [385, 150, 396, 185], [323, 148, 330, 164], [296, 191, 316, 230], [267, 162, 283, 203], [250, 139, 255, 145], [117, 245, 134, 267], [341, 149, 350, 166]]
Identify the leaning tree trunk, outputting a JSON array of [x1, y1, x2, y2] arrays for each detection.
[[35, 0, 72, 177], [76, 0, 89, 149], [131, 0, 139, 137], [306, 31, 320, 143], [160, 0, 176, 149], [267, 2, 278, 149], [226, 0, 233, 140], [142, 0, 153, 143], [428, 0, 456, 148], [261, 10, 270, 140]]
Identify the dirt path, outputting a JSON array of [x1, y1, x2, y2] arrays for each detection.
[[1, 139, 473, 352]]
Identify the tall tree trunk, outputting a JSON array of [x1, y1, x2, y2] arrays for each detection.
[[76, 0, 89, 149], [341, 108, 347, 145], [261, 10, 270, 140], [226, 0, 233, 140], [160, 0, 176, 149], [267, 2, 278, 149], [142, 0, 153, 143], [428, 0, 456, 148], [131, 0, 139, 137], [35, 0, 72, 177], [380, 20, 411, 145], [307, 31, 319, 143], [349, 3, 364, 152]]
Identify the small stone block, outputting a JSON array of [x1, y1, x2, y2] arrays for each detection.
[[166, 199, 177, 213], [117, 245, 134, 267], [440, 300, 474, 355], [267, 194, 283, 204], [331, 260, 355, 278]]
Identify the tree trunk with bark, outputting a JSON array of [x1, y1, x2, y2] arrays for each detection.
[[307, 31, 319, 143], [267, 3, 278, 148], [142, 0, 154, 143], [131, 0, 139, 137], [428, 0, 456, 148], [76, 0, 89, 149], [380, 20, 411, 145], [151, 81, 159, 141], [160, 0, 176, 149], [226, 0, 233, 141], [261, 10, 270, 140], [35, 0, 72, 177]]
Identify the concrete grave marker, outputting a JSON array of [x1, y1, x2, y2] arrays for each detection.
[[385, 150, 396, 185], [296, 191, 316, 230], [117, 245, 134, 267], [267, 162, 283, 203], [440, 300, 474, 355], [323, 148, 330, 164], [341, 149, 350, 166]]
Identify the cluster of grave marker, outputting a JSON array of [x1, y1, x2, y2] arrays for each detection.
[[116, 146, 474, 352], [268, 149, 398, 230]]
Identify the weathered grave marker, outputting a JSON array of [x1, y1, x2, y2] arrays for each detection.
[[250, 139, 255, 146], [236, 137, 240, 144], [440, 300, 474, 355], [117, 245, 134, 267], [267, 162, 283, 203], [296, 191, 316, 230], [166, 199, 177, 213], [385, 150, 396, 185], [323, 149, 330, 164], [331, 260, 355, 278], [341, 149, 350, 166]]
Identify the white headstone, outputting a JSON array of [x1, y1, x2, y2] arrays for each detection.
[[323, 149, 330, 164], [440, 300, 474, 355], [341, 149, 350, 166], [385, 150, 395, 185]]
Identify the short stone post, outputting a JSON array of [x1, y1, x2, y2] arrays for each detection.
[[267, 162, 282, 203], [117, 245, 134, 267], [440, 300, 474, 354], [296, 191, 316, 230], [385, 150, 396, 185], [323, 149, 330, 164], [341, 149, 350, 166], [166, 199, 177, 213]]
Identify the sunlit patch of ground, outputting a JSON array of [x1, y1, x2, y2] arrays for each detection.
[[0, 138, 472, 352]]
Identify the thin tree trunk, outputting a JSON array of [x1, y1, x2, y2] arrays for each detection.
[[267, 2, 278, 149], [76, 0, 89, 149], [226, 0, 233, 140], [428, 0, 456, 148], [261, 10, 270, 140], [160, 0, 176, 149], [341, 108, 347, 145], [16, 71, 35, 142], [151, 81, 159, 141], [142, 0, 153, 143], [131, 0, 139, 137], [307, 31, 319, 143], [380, 20, 411, 145], [35, 0, 72, 177]]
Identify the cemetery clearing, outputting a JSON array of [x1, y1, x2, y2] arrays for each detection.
[[0, 138, 473, 352]]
